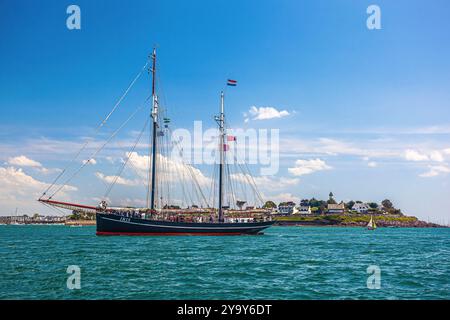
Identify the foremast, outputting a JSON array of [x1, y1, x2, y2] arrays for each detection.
[[148, 48, 158, 211]]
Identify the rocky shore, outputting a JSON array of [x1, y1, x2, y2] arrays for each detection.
[[274, 214, 445, 228], [65, 219, 96, 226]]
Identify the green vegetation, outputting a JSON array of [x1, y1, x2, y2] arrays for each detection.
[[274, 214, 418, 225], [69, 210, 95, 220], [368, 202, 378, 209], [263, 201, 277, 209], [270, 194, 403, 216]]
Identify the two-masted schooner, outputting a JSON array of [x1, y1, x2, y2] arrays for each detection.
[[38, 49, 274, 235]]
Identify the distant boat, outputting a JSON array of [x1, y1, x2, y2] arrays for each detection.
[[367, 215, 377, 230], [10, 208, 21, 225]]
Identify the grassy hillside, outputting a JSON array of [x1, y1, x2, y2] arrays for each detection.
[[272, 214, 438, 227]]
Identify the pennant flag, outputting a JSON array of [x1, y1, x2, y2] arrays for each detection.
[[227, 79, 237, 86], [227, 135, 237, 142]]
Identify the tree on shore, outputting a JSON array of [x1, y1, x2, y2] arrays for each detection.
[[381, 199, 403, 215], [382, 199, 393, 209], [263, 201, 277, 209], [368, 202, 379, 209], [300, 199, 309, 206], [278, 201, 296, 207], [346, 201, 355, 210], [311, 207, 319, 214], [381, 199, 394, 209], [309, 198, 327, 214]]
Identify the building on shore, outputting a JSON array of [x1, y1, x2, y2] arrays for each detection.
[[352, 203, 370, 214], [297, 205, 312, 215], [0, 215, 66, 224], [327, 202, 345, 214], [278, 202, 298, 215]]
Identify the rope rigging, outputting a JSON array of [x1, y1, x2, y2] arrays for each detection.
[[103, 115, 151, 199], [206, 120, 265, 210], [40, 60, 150, 200], [39, 54, 265, 215], [46, 97, 149, 199]]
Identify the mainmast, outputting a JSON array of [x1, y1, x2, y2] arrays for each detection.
[[149, 48, 158, 211], [218, 91, 225, 223]]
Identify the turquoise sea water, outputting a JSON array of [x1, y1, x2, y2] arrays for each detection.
[[0, 225, 449, 299]]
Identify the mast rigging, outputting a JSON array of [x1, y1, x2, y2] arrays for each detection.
[[218, 91, 225, 223], [149, 48, 158, 211]]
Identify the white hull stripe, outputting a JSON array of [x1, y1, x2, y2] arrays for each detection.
[[100, 216, 270, 230]]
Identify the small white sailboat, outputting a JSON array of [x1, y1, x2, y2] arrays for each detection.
[[10, 208, 21, 225], [367, 215, 377, 230]]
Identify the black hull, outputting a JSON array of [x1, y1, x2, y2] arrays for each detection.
[[96, 213, 274, 236]]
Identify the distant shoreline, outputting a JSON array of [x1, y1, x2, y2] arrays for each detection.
[[274, 214, 445, 228], [65, 220, 96, 226], [1, 214, 445, 228]]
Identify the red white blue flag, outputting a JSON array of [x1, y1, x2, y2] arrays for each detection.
[[227, 79, 237, 86], [227, 135, 236, 142]]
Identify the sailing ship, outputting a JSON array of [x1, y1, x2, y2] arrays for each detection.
[[38, 49, 274, 235], [367, 215, 377, 230]]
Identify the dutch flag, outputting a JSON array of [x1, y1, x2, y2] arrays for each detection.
[[227, 79, 237, 86]]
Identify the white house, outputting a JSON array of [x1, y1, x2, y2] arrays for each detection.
[[297, 205, 312, 215], [278, 203, 298, 215], [352, 203, 370, 213]]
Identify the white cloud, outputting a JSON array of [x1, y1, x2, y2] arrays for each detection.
[[8, 155, 42, 167], [6, 155, 61, 175], [230, 173, 300, 190], [123, 152, 212, 207], [367, 161, 377, 168], [419, 165, 450, 178], [83, 158, 97, 165], [95, 172, 140, 186], [105, 156, 117, 164], [362, 157, 377, 167], [113, 198, 147, 208], [35, 167, 62, 175], [404, 149, 446, 162], [248, 106, 290, 121], [126, 152, 211, 186], [262, 193, 300, 204], [429, 151, 444, 162], [281, 137, 399, 159], [280, 137, 450, 164], [405, 149, 429, 161], [288, 159, 332, 176], [0, 166, 77, 214]]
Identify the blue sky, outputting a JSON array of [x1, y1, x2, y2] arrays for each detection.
[[1, 0, 450, 223]]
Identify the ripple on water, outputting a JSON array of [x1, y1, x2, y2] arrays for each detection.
[[1, 226, 450, 299]]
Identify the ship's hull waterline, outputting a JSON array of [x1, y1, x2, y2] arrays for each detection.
[[96, 213, 274, 236]]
